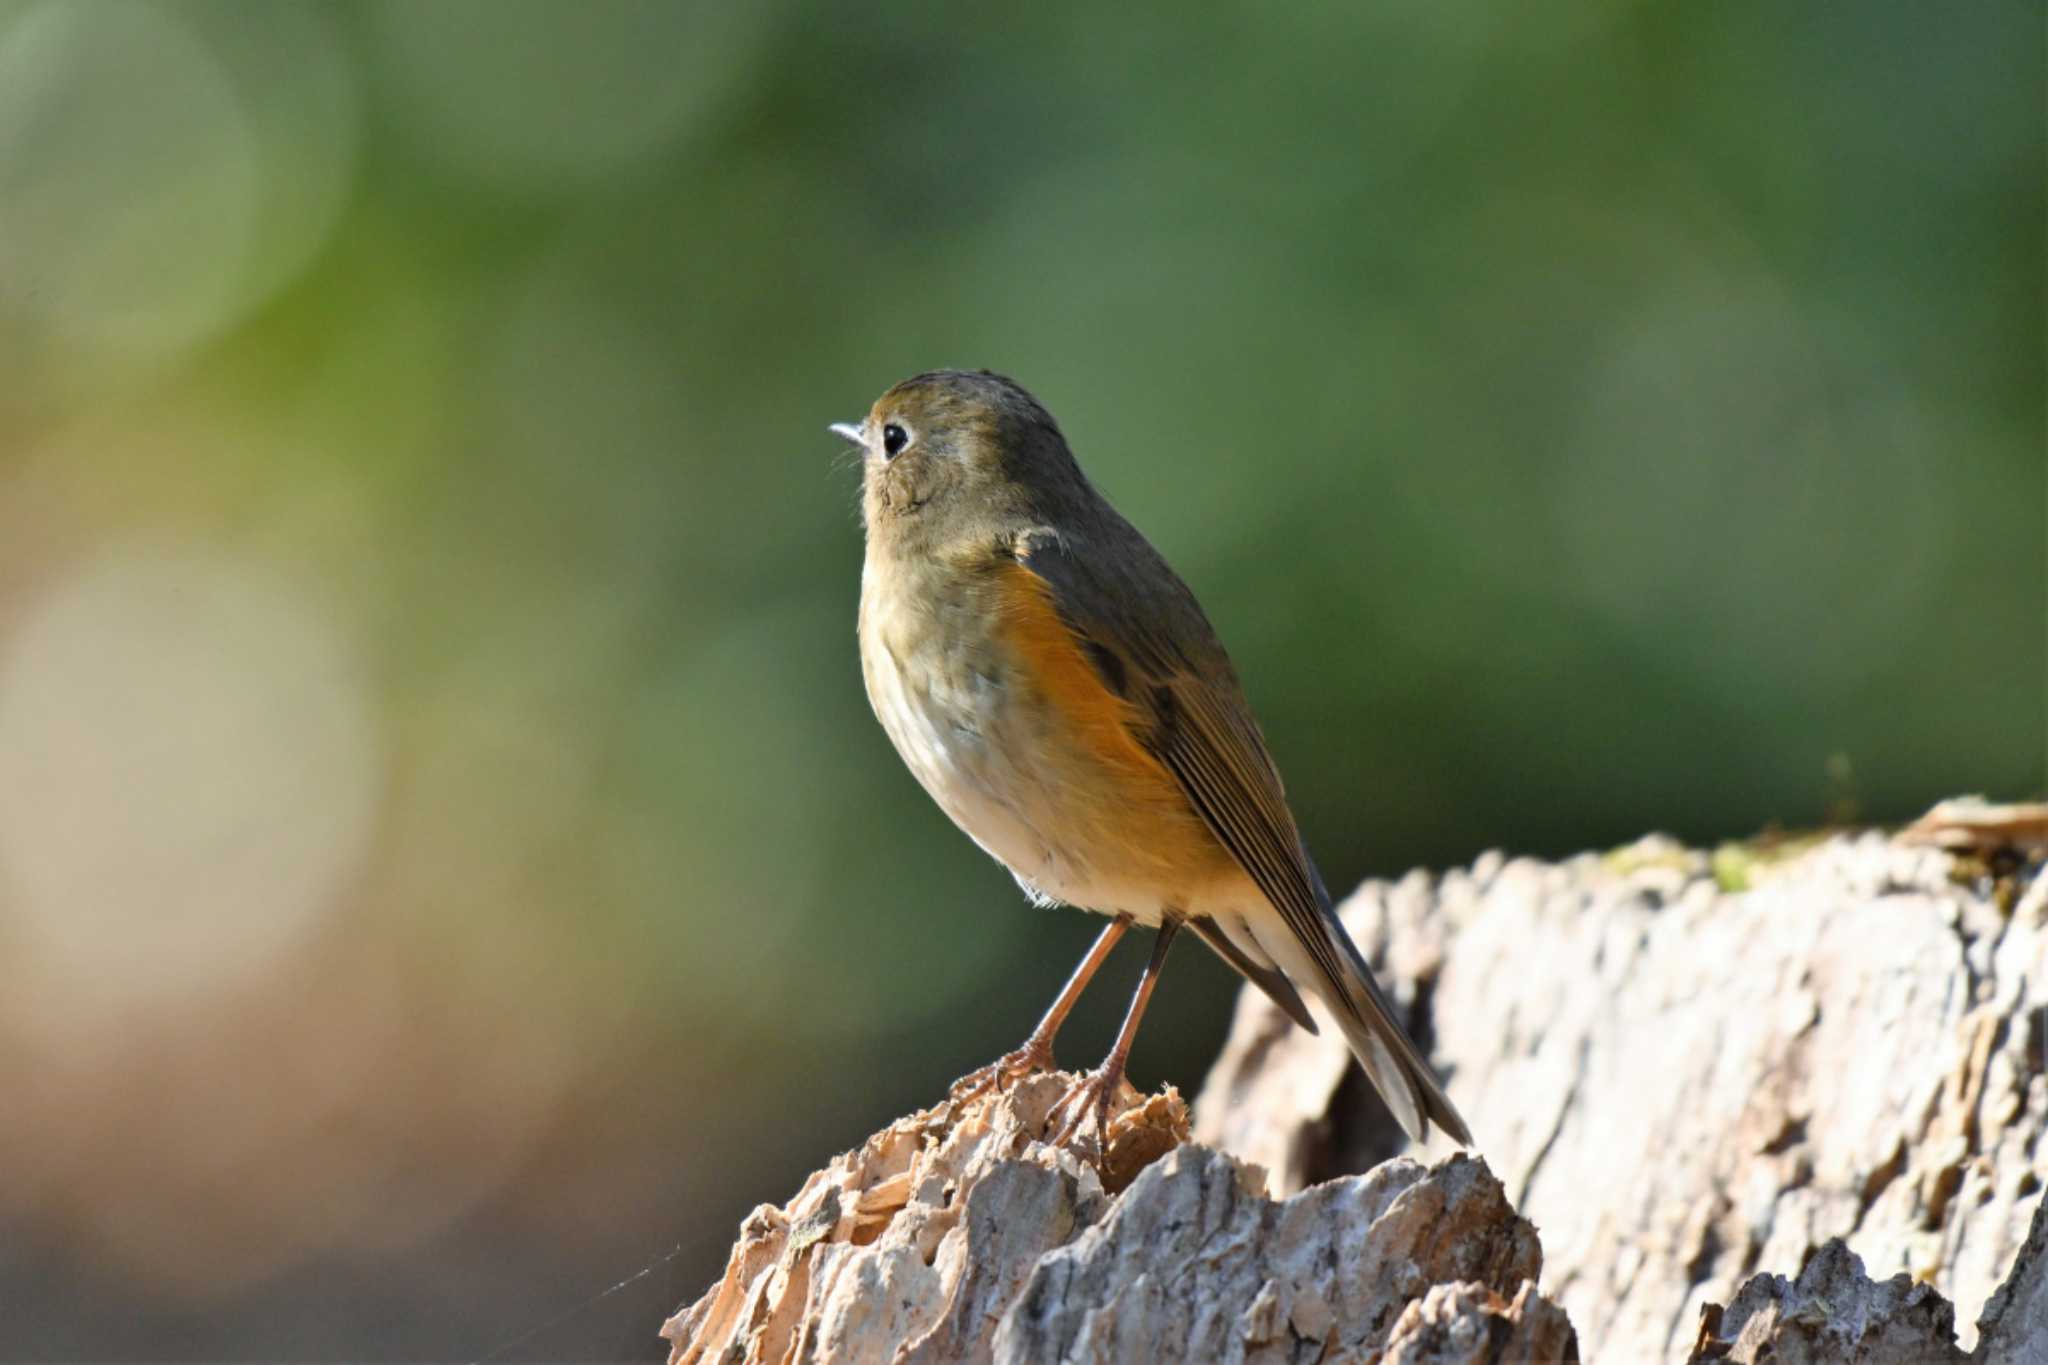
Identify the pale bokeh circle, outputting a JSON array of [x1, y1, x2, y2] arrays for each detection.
[[0, 1, 360, 355], [0, 545, 380, 1010], [369, 0, 775, 192], [0, 2, 254, 349]]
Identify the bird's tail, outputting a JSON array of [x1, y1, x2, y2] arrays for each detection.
[[1290, 856, 1473, 1148], [1322, 932, 1473, 1147]]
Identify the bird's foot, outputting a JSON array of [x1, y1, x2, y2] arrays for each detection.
[[948, 1038, 1055, 1105], [1043, 1063, 1132, 1158]]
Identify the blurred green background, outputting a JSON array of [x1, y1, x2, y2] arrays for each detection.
[[0, 0, 2039, 1357]]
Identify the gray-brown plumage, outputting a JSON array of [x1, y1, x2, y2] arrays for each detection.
[[836, 369, 1470, 1148]]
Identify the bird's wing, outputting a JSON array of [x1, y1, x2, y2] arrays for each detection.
[[1009, 526, 1470, 1146]]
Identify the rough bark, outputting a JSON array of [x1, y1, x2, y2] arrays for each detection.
[[660, 1073, 1576, 1364], [1973, 1188, 2048, 1363], [1682, 1192, 2048, 1363], [1197, 816, 2046, 1362]]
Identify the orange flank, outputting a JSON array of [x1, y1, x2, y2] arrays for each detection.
[[992, 561, 1175, 792], [986, 556, 1244, 905]]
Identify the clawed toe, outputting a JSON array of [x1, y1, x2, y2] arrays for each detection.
[[1043, 1068, 1120, 1155], [949, 1041, 1054, 1104]]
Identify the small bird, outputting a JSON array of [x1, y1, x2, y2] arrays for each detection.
[[833, 370, 1470, 1151]]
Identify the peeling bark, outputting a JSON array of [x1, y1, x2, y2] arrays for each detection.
[[660, 1074, 1576, 1365]]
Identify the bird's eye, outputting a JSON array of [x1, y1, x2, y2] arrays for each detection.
[[882, 423, 909, 457]]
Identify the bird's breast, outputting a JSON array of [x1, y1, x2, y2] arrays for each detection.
[[858, 550, 1229, 920]]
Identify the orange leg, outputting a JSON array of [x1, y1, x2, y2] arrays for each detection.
[[951, 915, 1131, 1101], [1046, 917, 1181, 1152]]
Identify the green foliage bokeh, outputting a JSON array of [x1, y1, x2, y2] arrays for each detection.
[[0, 1, 2038, 1357]]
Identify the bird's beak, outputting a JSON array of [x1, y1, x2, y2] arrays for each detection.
[[828, 421, 865, 447]]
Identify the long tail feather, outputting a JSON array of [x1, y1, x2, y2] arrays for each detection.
[[1251, 858, 1473, 1147], [1324, 934, 1472, 1146]]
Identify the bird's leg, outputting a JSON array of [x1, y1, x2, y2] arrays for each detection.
[[1046, 917, 1181, 1154], [950, 915, 1130, 1102]]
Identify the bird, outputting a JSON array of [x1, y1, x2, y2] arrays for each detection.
[[831, 369, 1470, 1153]]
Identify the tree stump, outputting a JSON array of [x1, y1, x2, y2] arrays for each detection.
[[664, 804, 2047, 1362], [660, 1072, 1573, 1364]]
